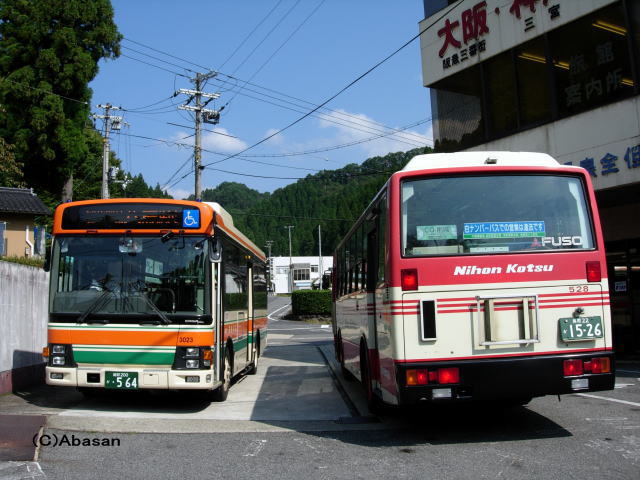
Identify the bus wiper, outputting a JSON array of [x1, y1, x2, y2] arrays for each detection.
[[86, 319, 110, 325], [129, 282, 171, 325], [77, 289, 113, 324]]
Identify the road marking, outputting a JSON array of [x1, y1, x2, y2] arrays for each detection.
[[577, 393, 640, 407], [243, 439, 267, 457], [267, 303, 291, 320], [0, 462, 46, 479]]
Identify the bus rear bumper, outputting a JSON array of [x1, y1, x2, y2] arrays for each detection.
[[45, 366, 216, 390], [396, 352, 616, 404]]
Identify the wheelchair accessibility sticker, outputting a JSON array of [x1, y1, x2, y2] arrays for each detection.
[[182, 209, 200, 228]]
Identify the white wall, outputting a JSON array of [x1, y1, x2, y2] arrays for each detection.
[[0, 261, 48, 375], [270, 256, 333, 294]]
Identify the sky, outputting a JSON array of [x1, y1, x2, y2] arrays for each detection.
[[89, 0, 433, 199]]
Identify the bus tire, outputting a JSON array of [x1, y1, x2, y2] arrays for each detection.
[[211, 351, 232, 402], [360, 341, 386, 416], [337, 331, 354, 381], [247, 332, 260, 375]]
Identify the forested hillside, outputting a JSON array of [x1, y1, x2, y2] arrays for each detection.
[[216, 147, 430, 257]]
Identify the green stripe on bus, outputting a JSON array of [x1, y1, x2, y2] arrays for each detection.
[[73, 350, 174, 365]]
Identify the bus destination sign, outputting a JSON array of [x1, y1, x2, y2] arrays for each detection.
[[61, 203, 202, 230]]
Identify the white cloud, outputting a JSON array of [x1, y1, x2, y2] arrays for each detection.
[[166, 187, 191, 200], [201, 128, 248, 153], [169, 128, 248, 154], [315, 109, 433, 158], [263, 128, 284, 145]]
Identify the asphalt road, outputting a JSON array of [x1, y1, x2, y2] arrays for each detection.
[[1, 296, 639, 479]]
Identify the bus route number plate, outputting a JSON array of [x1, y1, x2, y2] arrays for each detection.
[[105, 371, 138, 389], [559, 317, 603, 341]]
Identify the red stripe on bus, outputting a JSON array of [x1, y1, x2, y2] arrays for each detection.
[[395, 347, 613, 364]]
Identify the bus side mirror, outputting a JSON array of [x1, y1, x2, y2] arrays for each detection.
[[209, 237, 222, 263]]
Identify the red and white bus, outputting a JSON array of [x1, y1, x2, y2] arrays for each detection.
[[332, 152, 615, 411]]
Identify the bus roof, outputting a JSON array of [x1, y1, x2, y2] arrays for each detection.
[[401, 151, 560, 172], [52, 198, 265, 262], [204, 201, 266, 261]]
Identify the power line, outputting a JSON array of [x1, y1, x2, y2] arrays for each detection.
[[120, 53, 189, 78], [217, 0, 286, 71], [224, 0, 326, 109], [229, 211, 354, 222], [228, 0, 302, 77], [119, 38, 431, 147], [0, 76, 88, 105], [200, 2, 460, 170]]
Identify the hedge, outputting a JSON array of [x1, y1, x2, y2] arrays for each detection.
[[291, 289, 331, 316]]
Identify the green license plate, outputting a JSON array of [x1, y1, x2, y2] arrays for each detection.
[[559, 316, 603, 341], [105, 371, 138, 389]]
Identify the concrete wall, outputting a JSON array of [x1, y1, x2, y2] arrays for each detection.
[[0, 260, 49, 393]]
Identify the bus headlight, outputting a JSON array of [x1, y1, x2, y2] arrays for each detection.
[[173, 347, 211, 370], [52, 345, 66, 355], [186, 359, 200, 369], [52, 356, 66, 366], [48, 344, 75, 367]]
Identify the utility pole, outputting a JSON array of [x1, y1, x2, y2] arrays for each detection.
[[284, 226, 294, 293], [318, 225, 323, 289], [178, 71, 220, 200], [93, 104, 123, 199], [265, 240, 274, 294]]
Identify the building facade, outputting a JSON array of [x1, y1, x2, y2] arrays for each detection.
[[0, 187, 50, 258], [420, 0, 640, 354], [270, 256, 333, 294]]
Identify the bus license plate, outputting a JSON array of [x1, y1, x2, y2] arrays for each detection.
[[559, 317, 603, 341], [105, 371, 138, 389]]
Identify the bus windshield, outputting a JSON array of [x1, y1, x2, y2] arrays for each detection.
[[49, 235, 209, 321], [402, 174, 595, 257]]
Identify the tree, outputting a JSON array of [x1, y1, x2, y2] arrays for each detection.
[[0, 137, 24, 187], [0, 0, 121, 205]]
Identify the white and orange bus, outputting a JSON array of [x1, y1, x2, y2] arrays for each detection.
[[333, 152, 615, 412], [44, 199, 267, 401]]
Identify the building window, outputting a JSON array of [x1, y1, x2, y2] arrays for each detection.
[[430, 1, 636, 150], [550, 3, 633, 119], [431, 64, 485, 152], [276, 267, 288, 275], [485, 51, 518, 137], [293, 268, 310, 281], [311, 265, 318, 273], [515, 37, 552, 127]]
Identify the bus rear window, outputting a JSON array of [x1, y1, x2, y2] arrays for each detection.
[[401, 175, 594, 257]]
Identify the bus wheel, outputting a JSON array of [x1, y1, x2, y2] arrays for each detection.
[[211, 351, 231, 402], [247, 333, 260, 375], [338, 332, 354, 381], [360, 342, 386, 416]]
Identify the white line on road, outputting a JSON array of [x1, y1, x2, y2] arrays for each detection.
[[576, 393, 640, 407], [267, 303, 291, 321], [243, 439, 267, 457]]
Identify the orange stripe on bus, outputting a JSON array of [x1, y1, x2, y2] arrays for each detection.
[[49, 329, 214, 346]]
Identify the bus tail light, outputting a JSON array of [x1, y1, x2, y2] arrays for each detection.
[[563, 359, 583, 376], [584, 357, 611, 374], [586, 261, 601, 283], [401, 269, 419, 291], [437, 367, 460, 384], [406, 369, 428, 386]]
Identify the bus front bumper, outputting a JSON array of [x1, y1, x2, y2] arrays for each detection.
[[45, 366, 217, 390]]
